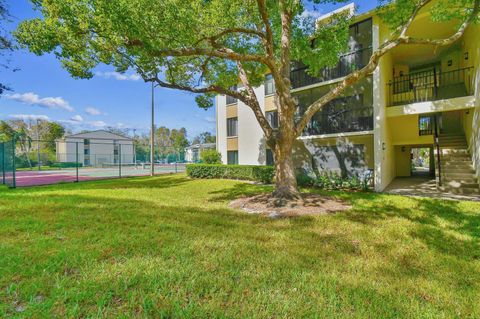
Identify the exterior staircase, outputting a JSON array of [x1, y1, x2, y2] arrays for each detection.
[[437, 133, 480, 195]]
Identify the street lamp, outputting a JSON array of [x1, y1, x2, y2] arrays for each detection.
[[150, 82, 159, 176]]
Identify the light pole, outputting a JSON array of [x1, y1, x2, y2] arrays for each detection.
[[150, 82, 156, 176], [133, 128, 137, 169]]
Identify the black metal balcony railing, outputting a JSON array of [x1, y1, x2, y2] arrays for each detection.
[[302, 106, 374, 136], [387, 66, 474, 106], [290, 47, 373, 89]]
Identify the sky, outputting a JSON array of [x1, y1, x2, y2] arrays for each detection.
[[0, 0, 377, 140]]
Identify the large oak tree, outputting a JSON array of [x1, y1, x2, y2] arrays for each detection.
[[15, 0, 479, 198]]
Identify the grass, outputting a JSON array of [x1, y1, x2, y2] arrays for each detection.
[[0, 174, 479, 318]]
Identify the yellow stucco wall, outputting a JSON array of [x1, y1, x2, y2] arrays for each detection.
[[388, 115, 434, 146], [462, 23, 480, 179], [394, 146, 412, 177]]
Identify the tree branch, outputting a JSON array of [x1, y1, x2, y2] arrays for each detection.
[[295, 0, 479, 136], [256, 0, 274, 58], [196, 27, 266, 46], [126, 40, 268, 64], [235, 61, 273, 139]]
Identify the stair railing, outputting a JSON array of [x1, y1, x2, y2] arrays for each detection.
[[434, 115, 442, 187]]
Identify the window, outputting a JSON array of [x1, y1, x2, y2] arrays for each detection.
[[226, 85, 238, 105], [265, 74, 275, 96], [84, 139, 90, 146], [227, 117, 238, 137], [266, 111, 278, 129], [419, 115, 434, 135], [266, 149, 274, 166], [84, 148, 90, 155], [227, 151, 239, 165]]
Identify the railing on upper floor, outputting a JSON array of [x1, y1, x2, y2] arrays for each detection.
[[387, 66, 474, 107], [290, 47, 373, 90], [302, 106, 374, 136]]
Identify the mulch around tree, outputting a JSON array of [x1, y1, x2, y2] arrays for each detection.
[[229, 193, 351, 218]]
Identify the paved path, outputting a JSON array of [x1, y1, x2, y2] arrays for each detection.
[[385, 176, 480, 201]]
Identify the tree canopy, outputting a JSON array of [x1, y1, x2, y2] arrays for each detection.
[[0, 0, 15, 95]]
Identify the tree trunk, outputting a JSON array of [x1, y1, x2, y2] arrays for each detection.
[[272, 135, 299, 200]]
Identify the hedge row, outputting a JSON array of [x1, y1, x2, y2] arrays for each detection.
[[186, 164, 274, 184]]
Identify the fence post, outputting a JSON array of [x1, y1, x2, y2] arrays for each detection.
[[75, 142, 79, 182], [119, 144, 122, 178], [1, 142, 5, 185], [175, 154, 178, 173], [12, 137, 16, 188]]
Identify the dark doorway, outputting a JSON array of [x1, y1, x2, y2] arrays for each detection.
[[411, 147, 435, 177]]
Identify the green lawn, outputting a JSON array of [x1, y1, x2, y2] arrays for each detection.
[[0, 174, 479, 318]]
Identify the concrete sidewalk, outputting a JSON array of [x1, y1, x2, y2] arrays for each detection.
[[384, 176, 480, 201]]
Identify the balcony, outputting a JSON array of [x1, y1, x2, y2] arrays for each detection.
[[290, 47, 372, 90], [387, 66, 474, 107], [303, 106, 373, 136]]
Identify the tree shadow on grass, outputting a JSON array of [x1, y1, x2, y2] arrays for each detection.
[[207, 181, 273, 203], [2, 190, 478, 317], [340, 194, 480, 260]]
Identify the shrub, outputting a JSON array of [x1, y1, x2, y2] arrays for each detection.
[[187, 164, 274, 184], [297, 171, 372, 190], [51, 162, 83, 168], [295, 169, 315, 187], [200, 149, 222, 164]]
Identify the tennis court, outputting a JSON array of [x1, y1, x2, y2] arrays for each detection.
[[14, 164, 186, 187], [1, 137, 187, 188]]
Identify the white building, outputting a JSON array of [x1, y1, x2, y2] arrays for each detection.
[[184, 143, 216, 163], [56, 130, 135, 167]]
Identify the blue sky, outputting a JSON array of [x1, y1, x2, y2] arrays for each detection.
[[0, 0, 377, 140]]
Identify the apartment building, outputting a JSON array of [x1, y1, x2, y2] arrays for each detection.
[[216, 2, 480, 194], [56, 130, 135, 167]]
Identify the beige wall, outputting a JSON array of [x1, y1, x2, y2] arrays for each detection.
[[294, 134, 374, 177], [264, 96, 277, 112], [226, 105, 238, 118], [227, 138, 238, 151]]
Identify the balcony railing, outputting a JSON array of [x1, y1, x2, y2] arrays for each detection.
[[290, 47, 372, 90], [302, 106, 373, 136], [387, 66, 474, 106]]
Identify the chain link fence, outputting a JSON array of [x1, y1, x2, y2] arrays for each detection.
[[1, 139, 186, 188], [0, 139, 16, 188]]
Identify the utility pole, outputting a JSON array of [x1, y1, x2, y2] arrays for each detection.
[[150, 82, 155, 176]]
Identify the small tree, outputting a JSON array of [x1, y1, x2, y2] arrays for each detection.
[[201, 149, 222, 164], [15, 0, 480, 199], [192, 132, 216, 145]]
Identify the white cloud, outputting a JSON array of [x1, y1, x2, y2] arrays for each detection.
[[95, 71, 141, 81], [300, 8, 323, 21], [85, 107, 105, 116], [203, 116, 216, 123], [5, 92, 74, 112], [89, 120, 107, 128], [70, 115, 84, 122], [9, 114, 50, 121]]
